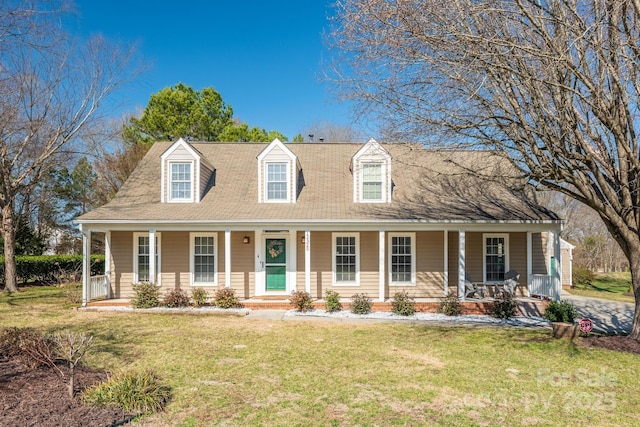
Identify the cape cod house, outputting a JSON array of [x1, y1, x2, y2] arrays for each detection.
[[77, 138, 564, 307]]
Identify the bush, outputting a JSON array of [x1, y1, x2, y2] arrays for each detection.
[[191, 287, 209, 307], [573, 267, 595, 288], [438, 294, 462, 316], [63, 284, 83, 306], [350, 293, 372, 315], [162, 288, 191, 308], [0, 327, 37, 358], [213, 287, 242, 309], [16, 329, 59, 369], [543, 300, 578, 323], [0, 254, 105, 285], [83, 369, 171, 414], [391, 290, 416, 316], [131, 282, 160, 308], [490, 293, 518, 319], [325, 289, 342, 313], [289, 290, 314, 312]]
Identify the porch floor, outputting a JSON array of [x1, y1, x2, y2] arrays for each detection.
[[86, 297, 548, 316]]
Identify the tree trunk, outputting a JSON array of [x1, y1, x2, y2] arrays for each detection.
[[629, 257, 640, 340], [2, 204, 18, 292]]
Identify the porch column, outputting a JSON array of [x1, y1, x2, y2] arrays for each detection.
[[225, 229, 231, 288], [81, 228, 90, 307], [526, 232, 532, 297], [104, 231, 111, 299], [304, 230, 311, 294], [553, 231, 561, 301], [458, 230, 466, 301], [148, 229, 156, 283], [443, 230, 449, 296], [379, 230, 385, 302]]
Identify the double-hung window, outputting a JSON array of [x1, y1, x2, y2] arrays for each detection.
[[191, 233, 217, 285], [389, 233, 415, 285], [170, 162, 192, 201], [266, 163, 288, 201], [333, 233, 359, 285], [134, 233, 160, 283], [484, 234, 509, 282], [362, 163, 383, 201]]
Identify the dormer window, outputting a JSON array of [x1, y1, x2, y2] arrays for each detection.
[[170, 162, 192, 201], [266, 163, 288, 201], [352, 139, 392, 203], [362, 163, 383, 201], [257, 138, 299, 203]]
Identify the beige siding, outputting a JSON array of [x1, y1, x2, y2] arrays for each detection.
[[310, 231, 332, 299], [230, 231, 255, 298], [465, 232, 484, 283], [159, 232, 189, 292], [295, 231, 305, 292], [412, 231, 445, 297], [532, 232, 548, 274], [110, 231, 133, 298], [358, 232, 380, 296], [561, 247, 572, 286], [199, 163, 213, 200], [447, 231, 459, 294]]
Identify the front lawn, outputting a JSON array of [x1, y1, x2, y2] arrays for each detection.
[[568, 271, 635, 303], [1, 286, 639, 426]]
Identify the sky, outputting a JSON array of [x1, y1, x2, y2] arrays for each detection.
[[74, 0, 356, 141]]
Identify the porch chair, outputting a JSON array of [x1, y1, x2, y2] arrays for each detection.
[[501, 270, 520, 297], [464, 280, 485, 299]]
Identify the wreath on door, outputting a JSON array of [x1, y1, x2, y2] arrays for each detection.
[[268, 240, 284, 259]]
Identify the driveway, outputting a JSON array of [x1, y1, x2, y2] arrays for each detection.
[[561, 291, 635, 334]]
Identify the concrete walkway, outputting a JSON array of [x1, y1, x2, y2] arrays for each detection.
[[561, 291, 635, 335]]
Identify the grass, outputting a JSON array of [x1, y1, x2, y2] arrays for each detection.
[[2, 286, 640, 426], [568, 271, 635, 303]]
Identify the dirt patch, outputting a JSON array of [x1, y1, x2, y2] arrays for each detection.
[[0, 357, 134, 427], [580, 336, 640, 355]]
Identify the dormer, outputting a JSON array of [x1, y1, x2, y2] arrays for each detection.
[[257, 138, 299, 203], [160, 138, 214, 203], [351, 138, 392, 203]]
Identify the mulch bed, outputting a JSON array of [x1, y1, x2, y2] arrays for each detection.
[[0, 357, 135, 427], [579, 335, 640, 355]]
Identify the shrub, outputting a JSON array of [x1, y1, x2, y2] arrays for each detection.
[[63, 283, 83, 306], [543, 300, 578, 323], [573, 267, 595, 288], [17, 329, 59, 369], [325, 289, 342, 313], [83, 369, 171, 414], [213, 287, 242, 309], [162, 288, 191, 308], [0, 327, 37, 358], [191, 287, 209, 307], [490, 293, 518, 319], [289, 290, 314, 312], [52, 330, 94, 398], [350, 293, 372, 315], [131, 282, 160, 308], [391, 290, 416, 316], [0, 254, 105, 285], [438, 294, 462, 316]]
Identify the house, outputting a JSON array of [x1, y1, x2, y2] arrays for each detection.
[[77, 138, 564, 307]]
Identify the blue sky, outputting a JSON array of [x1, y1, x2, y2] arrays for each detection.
[[75, 1, 355, 141]]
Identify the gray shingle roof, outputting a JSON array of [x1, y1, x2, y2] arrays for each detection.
[[77, 141, 559, 224]]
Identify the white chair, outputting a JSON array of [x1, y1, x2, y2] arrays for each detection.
[[465, 280, 485, 299], [501, 271, 520, 297]]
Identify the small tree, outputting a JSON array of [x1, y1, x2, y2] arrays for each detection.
[[52, 330, 94, 398]]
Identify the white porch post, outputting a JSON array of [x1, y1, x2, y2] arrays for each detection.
[[379, 230, 385, 302], [81, 228, 90, 307], [526, 232, 532, 297], [553, 230, 561, 301], [148, 229, 156, 283], [104, 231, 111, 299], [304, 230, 311, 294], [443, 230, 449, 296], [458, 230, 466, 301], [225, 229, 231, 288]]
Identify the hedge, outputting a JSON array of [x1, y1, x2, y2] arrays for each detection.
[[0, 255, 105, 285]]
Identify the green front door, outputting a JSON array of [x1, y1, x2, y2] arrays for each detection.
[[265, 238, 286, 291]]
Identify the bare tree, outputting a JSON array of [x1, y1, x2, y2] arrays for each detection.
[[330, 0, 640, 338], [0, 0, 138, 291]]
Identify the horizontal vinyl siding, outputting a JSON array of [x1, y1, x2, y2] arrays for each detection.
[[465, 232, 484, 283], [532, 232, 548, 274], [230, 231, 254, 299], [508, 232, 528, 296], [357, 231, 380, 296], [311, 232, 332, 299], [412, 231, 445, 297], [448, 231, 459, 295], [159, 232, 189, 292], [111, 231, 133, 299]]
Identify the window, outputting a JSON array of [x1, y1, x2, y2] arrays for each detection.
[[170, 162, 192, 201], [389, 233, 415, 285], [134, 233, 161, 284], [333, 233, 359, 285], [484, 234, 509, 282], [362, 163, 383, 201], [266, 163, 288, 201], [190, 233, 217, 285]]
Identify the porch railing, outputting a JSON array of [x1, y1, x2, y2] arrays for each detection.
[[89, 275, 109, 301], [529, 274, 558, 299]]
